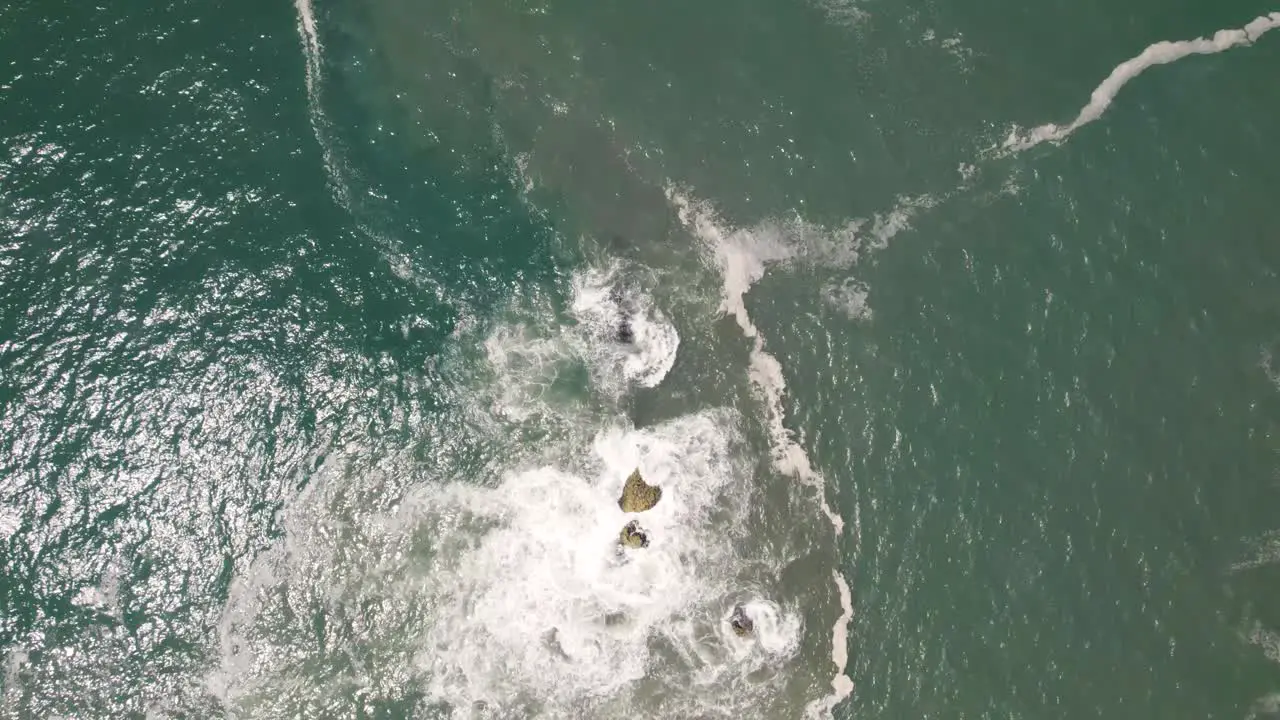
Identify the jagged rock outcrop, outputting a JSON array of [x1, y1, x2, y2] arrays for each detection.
[[729, 605, 754, 637], [618, 520, 649, 548], [618, 468, 661, 513]]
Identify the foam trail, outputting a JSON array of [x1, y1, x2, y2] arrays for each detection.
[[1005, 12, 1280, 151], [804, 569, 855, 718], [667, 188, 854, 715], [293, 0, 350, 205], [294, 0, 432, 289]]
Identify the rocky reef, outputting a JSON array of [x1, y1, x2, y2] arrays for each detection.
[[617, 468, 662, 513], [618, 519, 649, 548], [729, 605, 754, 637]]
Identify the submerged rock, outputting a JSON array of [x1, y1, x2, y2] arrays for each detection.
[[543, 628, 572, 661], [729, 605, 754, 637], [618, 519, 649, 548], [618, 468, 662, 513], [610, 285, 634, 344], [615, 317, 635, 344]]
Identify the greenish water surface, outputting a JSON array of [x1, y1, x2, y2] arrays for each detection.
[[3, 0, 1280, 717]]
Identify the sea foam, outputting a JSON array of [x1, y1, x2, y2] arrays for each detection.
[[1004, 12, 1280, 151], [665, 188, 856, 716]]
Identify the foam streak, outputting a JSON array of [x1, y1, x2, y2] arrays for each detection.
[[1005, 12, 1280, 150], [667, 188, 854, 716], [293, 0, 349, 204]]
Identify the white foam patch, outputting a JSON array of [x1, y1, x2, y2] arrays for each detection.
[[412, 412, 797, 714], [1, 646, 27, 709], [822, 277, 873, 321], [469, 266, 679, 428], [513, 151, 536, 195], [1260, 347, 1280, 393], [717, 598, 804, 660], [666, 188, 855, 715], [570, 267, 680, 389], [1231, 529, 1280, 573], [663, 190, 931, 330], [0, 505, 20, 541], [665, 194, 793, 339], [917, 29, 977, 73], [2, 647, 27, 684], [479, 323, 578, 425], [812, 0, 870, 27], [1246, 621, 1280, 666], [1004, 12, 1280, 151], [1248, 693, 1280, 720]]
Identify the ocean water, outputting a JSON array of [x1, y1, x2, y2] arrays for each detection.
[[4, 0, 1280, 717]]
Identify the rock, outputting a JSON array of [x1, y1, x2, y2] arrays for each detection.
[[618, 519, 649, 548], [603, 611, 628, 627], [615, 317, 635, 344], [543, 628, 571, 660], [729, 605, 754, 637], [610, 285, 634, 344], [618, 468, 662, 512]]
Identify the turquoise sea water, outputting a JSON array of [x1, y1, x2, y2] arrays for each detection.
[[4, 0, 1280, 717]]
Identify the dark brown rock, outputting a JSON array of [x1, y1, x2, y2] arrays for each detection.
[[729, 605, 754, 637], [619, 519, 649, 548]]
